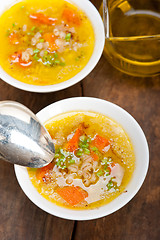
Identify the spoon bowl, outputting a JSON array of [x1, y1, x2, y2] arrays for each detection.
[[0, 101, 55, 168]]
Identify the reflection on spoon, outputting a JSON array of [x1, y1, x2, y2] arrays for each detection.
[[0, 101, 55, 168]]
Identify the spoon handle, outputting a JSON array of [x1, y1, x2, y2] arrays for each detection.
[[103, 0, 110, 38]]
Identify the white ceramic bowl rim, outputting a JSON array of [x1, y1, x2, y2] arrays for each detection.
[[0, 0, 105, 92], [14, 97, 149, 220]]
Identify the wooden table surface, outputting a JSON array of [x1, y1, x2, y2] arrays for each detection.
[[0, 1, 160, 239]]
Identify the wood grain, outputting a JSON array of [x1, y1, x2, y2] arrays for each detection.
[[0, 81, 82, 240], [0, 81, 82, 113], [0, 0, 160, 239], [74, 56, 160, 240]]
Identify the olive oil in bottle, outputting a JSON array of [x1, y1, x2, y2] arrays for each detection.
[[101, 0, 160, 76]]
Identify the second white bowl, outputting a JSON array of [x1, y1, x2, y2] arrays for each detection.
[[14, 97, 149, 220], [0, 0, 105, 92]]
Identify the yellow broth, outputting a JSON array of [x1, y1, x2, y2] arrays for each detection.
[[28, 112, 135, 210], [0, 0, 94, 85]]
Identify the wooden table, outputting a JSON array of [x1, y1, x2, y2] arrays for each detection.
[[0, 1, 160, 239]]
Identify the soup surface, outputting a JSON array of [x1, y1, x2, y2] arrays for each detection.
[[28, 112, 135, 210], [0, 0, 94, 85]]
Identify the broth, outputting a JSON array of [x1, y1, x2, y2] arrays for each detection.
[[0, 0, 94, 85], [28, 111, 135, 210]]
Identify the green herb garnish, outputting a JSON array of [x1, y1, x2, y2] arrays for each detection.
[[39, 39, 44, 42], [76, 149, 83, 157], [83, 148, 90, 155], [33, 49, 40, 54], [31, 26, 36, 31], [33, 53, 40, 61], [56, 155, 67, 169], [107, 179, 114, 190], [54, 153, 60, 158], [106, 178, 118, 191], [54, 52, 58, 58], [96, 169, 104, 177], [105, 168, 110, 176], [68, 159, 75, 164], [79, 142, 89, 149], [65, 33, 71, 41]]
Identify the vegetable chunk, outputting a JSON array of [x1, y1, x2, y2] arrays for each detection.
[[8, 32, 19, 45], [43, 33, 58, 51], [57, 186, 88, 206], [65, 124, 83, 152], [10, 51, 32, 67], [90, 149, 99, 161], [36, 162, 53, 180], [29, 13, 57, 25], [92, 135, 110, 152], [62, 8, 81, 25]]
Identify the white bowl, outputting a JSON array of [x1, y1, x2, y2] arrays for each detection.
[[15, 97, 149, 220], [0, 0, 104, 92]]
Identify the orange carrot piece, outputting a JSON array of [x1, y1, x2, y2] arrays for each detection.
[[62, 8, 81, 25], [29, 13, 57, 25], [76, 186, 88, 199], [90, 149, 99, 161], [65, 124, 83, 152], [9, 51, 32, 68], [8, 33, 19, 45], [57, 186, 88, 206], [92, 135, 110, 152], [43, 33, 58, 51], [36, 162, 53, 180]]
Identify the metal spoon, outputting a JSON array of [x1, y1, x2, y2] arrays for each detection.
[[0, 101, 55, 168]]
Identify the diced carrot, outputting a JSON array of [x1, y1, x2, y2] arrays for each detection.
[[90, 149, 99, 161], [76, 186, 88, 198], [9, 51, 32, 68], [36, 162, 53, 181], [57, 186, 88, 206], [29, 13, 57, 25], [43, 33, 58, 51], [8, 33, 19, 45], [92, 135, 110, 152], [65, 124, 83, 152], [62, 8, 81, 26]]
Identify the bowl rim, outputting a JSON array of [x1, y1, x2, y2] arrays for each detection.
[[14, 97, 149, 220], [0, 0, 105, 93]]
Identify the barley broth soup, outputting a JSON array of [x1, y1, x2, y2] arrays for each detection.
[[0, 0, 94, 85], [28, 112, 135, 210]]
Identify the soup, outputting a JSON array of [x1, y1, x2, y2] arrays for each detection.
[[28, 112, 135, 210], [0, 0, 94, 85]]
